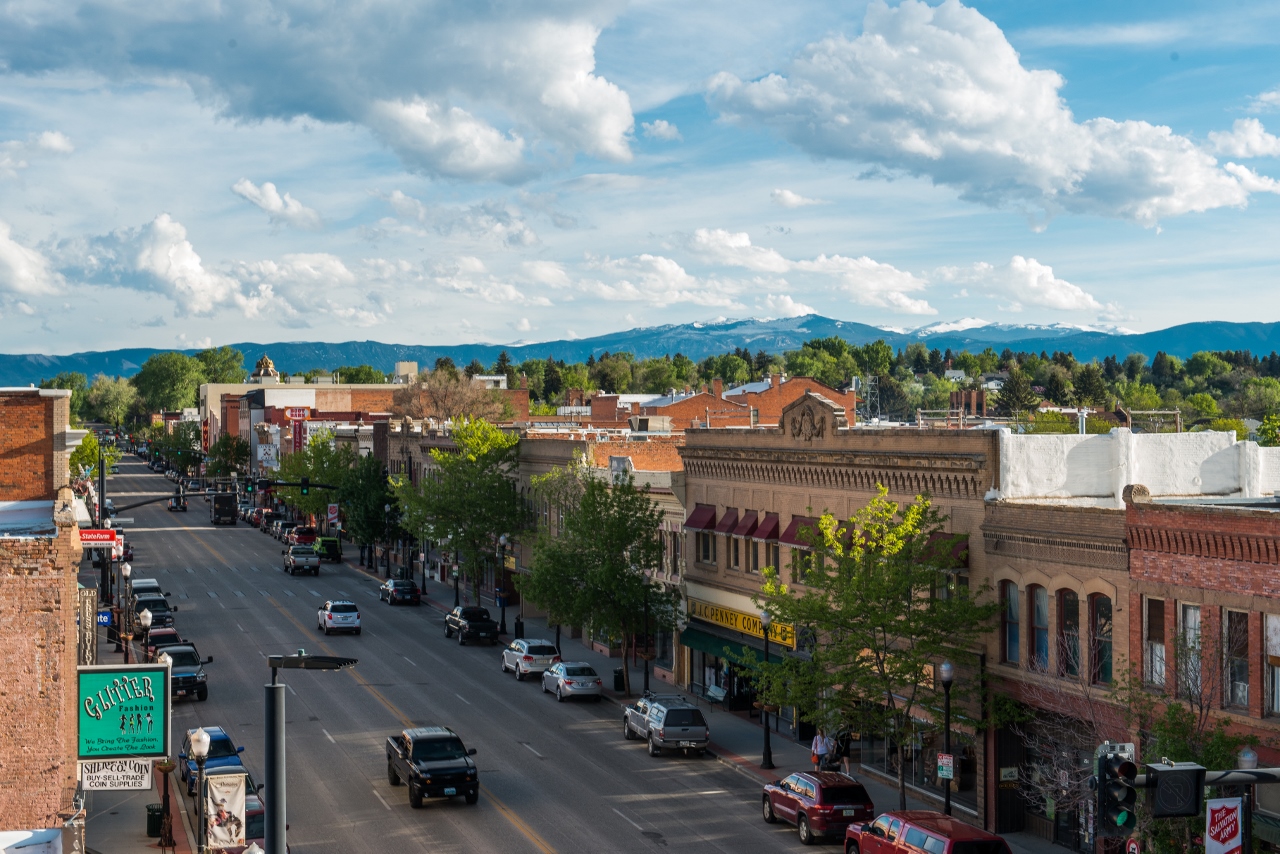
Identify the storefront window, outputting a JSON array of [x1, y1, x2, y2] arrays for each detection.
[[1145, 598, 1165, 687], [1001, 581, 1020, 665], [1226, 610, 1249, 708], [1058, 590, 1080, 677], [1090, 595, 1112, 685], [859, 723, 977, 812], [1030, 586, 1049, 672], [654, 628, 673, 671]]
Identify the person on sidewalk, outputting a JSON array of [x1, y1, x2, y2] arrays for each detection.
[[811, 729, 834, 771]]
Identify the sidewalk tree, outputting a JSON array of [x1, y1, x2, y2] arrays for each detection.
[[69, 431, 120, 479], [519, 456, 592, 641], [205, 434, 249, 477], [87, 374, 139, 428], [195, 346, 247, 384], [395, 418, 523, 601], [39, 372, 89, 424], [276, 430, 353, 517], [756, 486, 998, 809], [132, 352, 206, 412], [339, 453, 396, 562]]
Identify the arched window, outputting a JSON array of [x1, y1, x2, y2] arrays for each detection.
[[1001, 581, 1020, 665], [1090, 594, 1113, 685], [1029, 586, 1049, 672], [1058, 590, 1080, 677]]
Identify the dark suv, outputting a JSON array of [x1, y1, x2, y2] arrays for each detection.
[[763, 771, 874, 844], [846, 810, 1012, 854]]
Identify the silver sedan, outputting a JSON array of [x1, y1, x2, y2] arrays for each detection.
[[540, 662, 604, 702]]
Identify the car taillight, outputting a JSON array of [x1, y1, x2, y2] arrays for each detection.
[[522, 655, 533, 662], [657, 729, 665, 739], [595, 680, 602, 686], [552, 656, 561, 663], [563, 680, 575, 686]]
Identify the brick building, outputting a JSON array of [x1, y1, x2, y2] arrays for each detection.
[[722, 373, 859, 427], [0, 388, 85, 833]]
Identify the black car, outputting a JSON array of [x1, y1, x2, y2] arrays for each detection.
[[160, 644, 212, 702], [380, 579, 422, 606], [134, 594, 176, 628]]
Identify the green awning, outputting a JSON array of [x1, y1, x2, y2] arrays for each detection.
[[679, 626, 785, 665]]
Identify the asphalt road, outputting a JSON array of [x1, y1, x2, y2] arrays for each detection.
[[106, 459, 816, 853]]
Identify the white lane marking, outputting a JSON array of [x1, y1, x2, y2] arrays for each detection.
[[308, 590, 321, 597], [258, 651, 266, 658], [234, 591, 245, 598], [231, 567, 241, 573], [185, 568, 194, 574], [251, 567, 260, 572], [337, 590, 349, 597], [259, 590, 270, 597], [286, 684, 297, 696], [612, 808, 643, 831], [322, 729, 336, 744], [696, 790, 726, 795], [521, 743, 544, 759], [179, 593, 189, 599], [219, 601, 226, 609], [455, 693, 470, 705], [402, 656, 416, 666], [365, 590, 378, 598], [372, 789, 391, 811], [206, 590, 218, 598], [236, 624, 245, 632], [284, 590, 295, 597]]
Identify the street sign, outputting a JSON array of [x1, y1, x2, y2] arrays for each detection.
[[79, 758, 153, 790], [1126, 839, 1141, 854], [937, 753, 954, 781], [80, 529, 117, 545], [77, 663, 170, 760], [97, 610, 113, 626], [1206, 797, 1243, 854]]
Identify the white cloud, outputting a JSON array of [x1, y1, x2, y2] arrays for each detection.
[[521, 260, 572, 288], [0, 221, 62, 296], [641, 120, 682, 141], [708, 0, 1270, 226], [0, 4, 633, 183], [584, 253, 743, 308], [690, 228, 791, 272], [514, 317, 533, 332], [1, 130, 74, 179], [231, 179, 323, 230], [1209, 119, 1280, 158], [760, 293, 815, 317], [34, 131, 74, 154], [382, 191, 538, 246], [1249, 88, 1280, 112], [936, 256, 1102, 312], [771, 188, 824, 208], [429, 257, 551, 306]]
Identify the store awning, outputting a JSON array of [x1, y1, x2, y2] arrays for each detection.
[[713, 508, 739, 535], [753, 513, 780, 542], [679, 626, 785, 664], [732, 510, 759, 538], [779, 515, 819, 547], [683, 504, 717, 531]]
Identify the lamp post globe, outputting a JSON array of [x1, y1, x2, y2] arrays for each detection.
[[759, 609, 775, 770], [191, 727, 211, 854], [121, 561, 131, 579], [139, 608, 153, 660]]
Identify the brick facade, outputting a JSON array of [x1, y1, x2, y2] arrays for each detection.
[[724, 374, 859, 427], [0, 391, 71, 500]]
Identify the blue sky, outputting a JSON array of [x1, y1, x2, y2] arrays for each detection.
[[1, 0, 1277, 354]]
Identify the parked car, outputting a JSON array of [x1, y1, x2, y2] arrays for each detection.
[[385, 726, 479, 808], [540, 662, 603, 702], [380, 579, 422, 605], [160, 644, 212, 702], [120, 541, 135, 561], [282, 545, 320, 576], [178, 727, 244, 795], [445, 606, 499, 646], [275, 522, 297, 541], [130, 577, 167, 600], [500, 638, 560, 679], [845, 810, 1012, 854], [134, 594, 176, 628], [622, 693, 709, 757], [143, 626, 185, 661], [314, 536, 343, 563], [763, 771, 875, 845], [317, 600, 361, 635], [288, 525, 317, 546]]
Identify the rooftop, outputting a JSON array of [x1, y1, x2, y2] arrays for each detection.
[[0, 500, 56, 538]]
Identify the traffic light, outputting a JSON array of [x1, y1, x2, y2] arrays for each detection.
[[257, 478, 271, 493], [1145, 761, 1205, 818], [1095, 743, 1138, 836], [245, 480, 255, 495], [300, 476, 310, 496]]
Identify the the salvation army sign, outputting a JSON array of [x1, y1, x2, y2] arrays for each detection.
[[1206, 797, 1243, 854]]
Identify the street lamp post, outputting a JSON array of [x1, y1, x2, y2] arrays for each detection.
[[1240, 745, 1258, 854], [760, 609, 775, 770], [940, 660, 954, 816], [121, 562, 133, 663], [190, 727, 211, 854], [139, 608, 153, 661], [452, 564, 460, 608], [497, 534, 509, 635], [383, 504, 392, 578]]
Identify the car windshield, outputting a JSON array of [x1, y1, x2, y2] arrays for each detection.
[[462, 608, 490, 620], [330, 604, 358, 614], [951, 843, 1008, 854], [291, 548, 314, 556], [295, 527, 316, 536], [245, 813, 263, 840], [136, 599, 169, 613], [527, 645, 558, 655], [411, 737, 467, 762], [819, 784, 870, 804], [662, 709, 706, 727], [206, 738, 238, 759], [392, 581, 413, 589], [167, 650, 201, 667], [565, 667, 597, 677]]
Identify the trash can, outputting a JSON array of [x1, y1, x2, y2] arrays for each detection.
[[614, 667, 625, 691], [146, 804, 164, 838]]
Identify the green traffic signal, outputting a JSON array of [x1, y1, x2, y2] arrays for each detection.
[[300, 476, 310, 496]]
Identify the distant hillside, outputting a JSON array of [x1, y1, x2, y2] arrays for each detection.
[[5, 317, 1280, 387]]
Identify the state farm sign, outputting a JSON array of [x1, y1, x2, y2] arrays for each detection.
[[80, 529, 118, 545], [1206, 797, 1243, 854]]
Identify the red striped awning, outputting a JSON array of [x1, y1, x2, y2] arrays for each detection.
[[714, 508, 739, 535], [753, 513, 780, 542], [732, 510, 759, 538], [779, 515, 820, 547], [683, 504, 717, 531]]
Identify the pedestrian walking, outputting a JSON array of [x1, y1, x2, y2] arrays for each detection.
[[810, 728, 833, 770]]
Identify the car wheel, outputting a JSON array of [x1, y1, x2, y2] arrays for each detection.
[[648, 737, 662, 757], [762, 796, 777, 824], [623, 719, 634, 740], [445, 625, 453, 638], [313, 568, 319, 576], [846, 843, 860, 854], [501, 658, 509, 673], [323, 626, 330, 635], [697, 749, 706, 757], [355, 628, 361, 635], [556, 687, 565, 703], [196, 686, 208, 702], [465, 791, 479, 805], [594, 694, 603, 702], [798, 815, 814, 845], [388, 762, 401, 786], [408, 785, 423, 809], [458, 633, 466, 646], [541, 678, 548, 693], [515, 666, 524, 681]]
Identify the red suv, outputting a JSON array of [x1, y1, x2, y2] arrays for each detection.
[[845, 810, 1012, 854], [763, 771, 875, 844]]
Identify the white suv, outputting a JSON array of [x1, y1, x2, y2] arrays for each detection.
[[500, 639, 560, 681], [317, 600, 361, 635]]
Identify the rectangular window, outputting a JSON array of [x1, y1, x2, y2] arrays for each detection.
[[730, 536, 740, 570], [1227, 610, 1250, 708], [1091, 595, 1113, 685], [1180, 604, 1202, 698], [1145, 598, 1166, 687], [1030, 587, 1049, 672], [747, 539, 759, 573], [1267, 615, 1280, 716], [697, 531, 717, 564], [1002, 582, 1020, 665]]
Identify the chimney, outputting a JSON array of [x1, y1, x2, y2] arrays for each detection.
[[770, 373, 780, 390], [712, 378, 723, 397], [700, 383, 708, 394]]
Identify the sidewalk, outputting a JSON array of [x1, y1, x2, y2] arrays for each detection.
[[365, 560, 1064, 854]]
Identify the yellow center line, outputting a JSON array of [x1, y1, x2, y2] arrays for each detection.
[[187, 530, 558, 854]]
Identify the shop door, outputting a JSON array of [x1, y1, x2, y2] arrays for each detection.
[[995, 727, 1026, 834]]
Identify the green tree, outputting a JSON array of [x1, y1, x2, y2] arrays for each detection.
[[151, 421, 203, 475], [40, 372, 89, 423], [395, 419, 524, 600], [1238, 376, 1280, 418], [1184, 392, 1220, 419], [339, 453, 396, 561], [756, 487, 998, 808], [277, 430, 356, 517], [206, 434, 249, 477], [195, 346, 248, 383], [1205, 417, 1248, 441], [335, 365, 387, 384], [132, 352, 207, 412], [1073, 363, 1109, 406], [68, 431, 121, 479], [87, 374, 140, 427], [996, 366, 1040, 416], [1185, 351, 1231, 379], [1042, 366, 1073, 406], [1115, 379, 1162, 411], [1258, 414, 1280, 447]]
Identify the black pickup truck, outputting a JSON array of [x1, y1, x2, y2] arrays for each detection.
[[444, 606, 499, 645], [385, 727, 479, 808]]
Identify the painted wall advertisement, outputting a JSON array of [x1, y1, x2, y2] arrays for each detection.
[[79, 758, 152, 790], [1206, 797, 1243, 854], [206, 773, 247, 849], [77, 664, 170, 760]]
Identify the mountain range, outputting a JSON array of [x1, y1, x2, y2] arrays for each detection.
[[5, 316, 1280, 387]]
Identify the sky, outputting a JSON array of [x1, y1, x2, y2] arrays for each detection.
[[1, 0, 1278, 355]]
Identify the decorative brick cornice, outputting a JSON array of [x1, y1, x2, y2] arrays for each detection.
[[984, 529, 1128, 571], [1128, 524, 1280, 565]]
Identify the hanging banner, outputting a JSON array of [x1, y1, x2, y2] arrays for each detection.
[[1206, 797, 1243, 854], [79, 758, 152, 790], [77, 588, 98, 666], [206, 773, 247, 849], [327, 504, 340, 524], [77, 664, 170, 760]]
